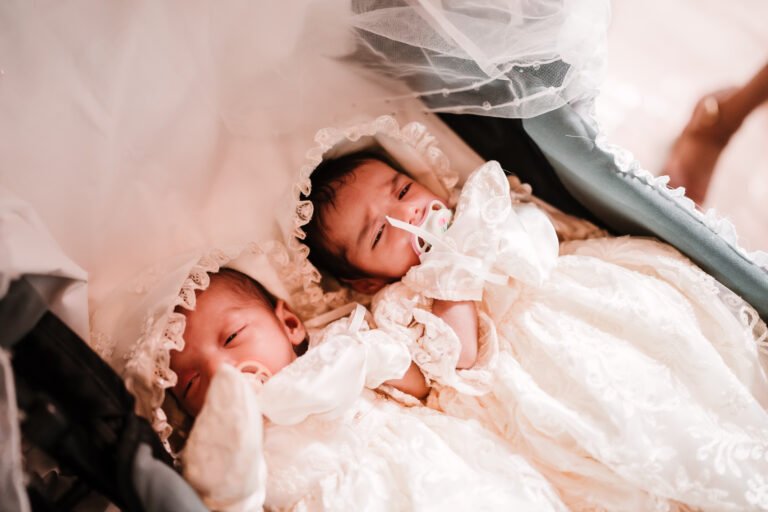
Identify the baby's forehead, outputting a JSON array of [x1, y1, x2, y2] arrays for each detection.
[[192, 274, 272, 314], [333, 160, 400, 196], [354, 158, 401, 178]]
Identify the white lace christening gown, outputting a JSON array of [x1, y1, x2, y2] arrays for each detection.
[[183, 306, 568, 512], [372, 162, 768, 512]]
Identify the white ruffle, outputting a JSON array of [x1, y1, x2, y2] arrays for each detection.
[[90, 240, 299, 453], [594, 133, 768, 271], [403, 162, 560, 301], [372, 281, 498, 397], [182, 364, 267, 512]]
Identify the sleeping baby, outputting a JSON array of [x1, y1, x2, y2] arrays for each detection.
[[299, 150, 768, 511], [168, 264, 569, 511]]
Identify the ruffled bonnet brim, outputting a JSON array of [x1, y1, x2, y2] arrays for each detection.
[[89, 240, 301, 453]]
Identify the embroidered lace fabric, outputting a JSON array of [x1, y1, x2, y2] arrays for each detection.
[[372, 162, 768, 511], [182, 310, 570, 511]]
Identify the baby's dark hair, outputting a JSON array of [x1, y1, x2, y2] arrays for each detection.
[[212, 268, 278, 309], [178, 268, 308, 357], [301, 150, 402, 281], [211, 268, 308, 356]]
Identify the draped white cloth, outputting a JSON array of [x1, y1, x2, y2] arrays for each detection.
[[0, 0, 405, 307], [0, 189, 91, 512]]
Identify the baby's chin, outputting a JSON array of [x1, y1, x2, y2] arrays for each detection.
[[396, 250, 421, 277]]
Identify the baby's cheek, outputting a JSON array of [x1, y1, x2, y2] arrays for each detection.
[[402, 248, 421, 273], [261, 348, 293, 376]]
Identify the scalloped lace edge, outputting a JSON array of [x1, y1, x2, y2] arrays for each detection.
[[121, 241, 294, 455], [288, 115, 461, 318], [593, 133, 768, 271]]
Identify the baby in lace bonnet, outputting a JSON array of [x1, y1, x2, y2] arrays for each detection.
[[161, 253, 569, 511], [299, 145, 768, 511], [168, 266, 427, 416]]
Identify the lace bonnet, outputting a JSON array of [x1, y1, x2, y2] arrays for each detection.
[[89, 240, 300, 451], [286, 114, 489, 311]]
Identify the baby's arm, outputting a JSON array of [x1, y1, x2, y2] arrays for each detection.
[[385, 362, 429, 399], [431, 300, 478, 369]]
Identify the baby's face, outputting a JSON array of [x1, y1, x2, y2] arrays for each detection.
[[169, 278, 306, 416], [321, 160, 444, 290]]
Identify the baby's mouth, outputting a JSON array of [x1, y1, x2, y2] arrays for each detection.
[[409, 236, 426, 256], [236, 360, 272, 389], [389, 200, 452, 256]]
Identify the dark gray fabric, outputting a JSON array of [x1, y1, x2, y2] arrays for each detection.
[[522, 105, 768, 321], [438, 113, 604, 227], [132, 443, 208, 512], [0, 278, 48, 348]]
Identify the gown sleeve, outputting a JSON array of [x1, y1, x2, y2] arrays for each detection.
[[373, 282, 499, 396], [260, 306, 413, 425], [403, 161, 560, 300]]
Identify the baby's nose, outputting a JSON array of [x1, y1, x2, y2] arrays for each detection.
[[394, 202, 420, 224], [408, 205, 422, 225]]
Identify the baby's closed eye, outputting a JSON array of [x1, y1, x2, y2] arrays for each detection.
[[183, 374, 198, 398], [224, 326, 245, 346], [373, 225, 386, 248]]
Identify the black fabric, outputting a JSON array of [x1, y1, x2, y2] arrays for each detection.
[[437, 113, 606, 229], [11, 310, 174, 511], [0, 276, 49, 348]]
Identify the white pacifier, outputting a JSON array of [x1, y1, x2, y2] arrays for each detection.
[[386, 199, 453, 255], [236, 360, 272, 391]]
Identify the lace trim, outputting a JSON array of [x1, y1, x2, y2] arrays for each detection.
[[593, 133, 768, 271], [289, 115, 460, 316], [119, 241, 296, 454], [589, 128, 768, 371], [708, 271, 768, 356]]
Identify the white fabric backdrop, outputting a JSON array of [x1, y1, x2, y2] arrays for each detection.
[[0, 0, 607, 312]]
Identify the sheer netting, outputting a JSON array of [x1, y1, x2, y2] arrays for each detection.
[[348, 0, 609, 118]]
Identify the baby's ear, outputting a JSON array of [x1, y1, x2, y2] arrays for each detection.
[[341, 277, 388, 295], [274, 300, 307, 346]]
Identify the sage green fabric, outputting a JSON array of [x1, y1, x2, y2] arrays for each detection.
[[522, 105, 768, 321]]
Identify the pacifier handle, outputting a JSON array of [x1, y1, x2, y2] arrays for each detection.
[[236, 360, 272, 385], [387, 199, 453, 256]]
